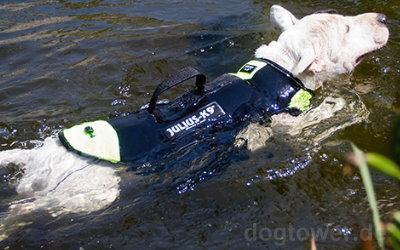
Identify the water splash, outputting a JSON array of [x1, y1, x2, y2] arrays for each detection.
[[0, 136, 120, 216], [245, 152, 313, 186]]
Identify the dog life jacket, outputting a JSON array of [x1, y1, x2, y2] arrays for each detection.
[[59, 59, 313, 163]]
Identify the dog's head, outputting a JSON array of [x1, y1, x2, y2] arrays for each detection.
[[256, 5, 389, 89]]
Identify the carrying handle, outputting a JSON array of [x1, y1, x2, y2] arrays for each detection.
[[147, 67, 206, 116]]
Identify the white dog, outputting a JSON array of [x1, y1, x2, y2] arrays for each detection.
[[236, 5, 388, 151], [256, 5, 388, 90], [0, 5, 389, 219]]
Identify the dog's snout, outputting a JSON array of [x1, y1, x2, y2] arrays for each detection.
[[377, 14, 387, 25]]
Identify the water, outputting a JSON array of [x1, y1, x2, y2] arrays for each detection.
[[0, 0, 400, 248]]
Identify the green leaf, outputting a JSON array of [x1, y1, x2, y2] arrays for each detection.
[[366, 153, 400, 180], [351, 143, 384, 249], [392, 116, 400, 165], [387, 222, 400, 249], [394, 212, 400, 228]]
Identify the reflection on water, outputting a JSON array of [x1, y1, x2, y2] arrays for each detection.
[[0, 0, 399, 248]]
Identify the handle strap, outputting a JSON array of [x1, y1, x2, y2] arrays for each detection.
[[147, 67, 206, 117]]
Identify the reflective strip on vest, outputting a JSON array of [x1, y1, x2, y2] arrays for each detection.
[[232, 59, 313, 112], [62, 120, 121, 163], [230, 60, 268, 80], [288, 89, 313, 112]]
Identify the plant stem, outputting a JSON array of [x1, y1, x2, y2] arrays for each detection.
[[352, 143, 384, 249]]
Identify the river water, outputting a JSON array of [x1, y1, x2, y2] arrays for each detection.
[[0, 0, 399, 249]]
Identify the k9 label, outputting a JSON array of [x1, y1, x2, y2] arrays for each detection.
[[164, 102, 225, 139]]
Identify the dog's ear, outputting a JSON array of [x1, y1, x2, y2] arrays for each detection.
[[291, 48, 325, 76], [270, 5, 299, 33]]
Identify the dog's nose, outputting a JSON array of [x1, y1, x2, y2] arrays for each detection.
[[377, 14, 387, 25]]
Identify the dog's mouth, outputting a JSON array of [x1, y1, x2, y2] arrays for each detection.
[[355, 36, 388, 65], [355, 49, 380, 65]]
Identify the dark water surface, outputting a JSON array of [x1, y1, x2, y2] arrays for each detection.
[[0, 0, 399, 249]]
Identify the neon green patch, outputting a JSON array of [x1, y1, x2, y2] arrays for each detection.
[[288, 89, 313, 112], [62, 120, 121, 163], [230, 60, 268, 80]]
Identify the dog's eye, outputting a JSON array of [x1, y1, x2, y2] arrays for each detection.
[[345, 25, 350, 33]]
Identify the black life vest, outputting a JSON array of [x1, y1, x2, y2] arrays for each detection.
[[59, 59, 313, 163]]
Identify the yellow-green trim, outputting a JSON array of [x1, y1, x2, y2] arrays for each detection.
[[62, 120, 121, 163], [288, 89, 313, 112], [231, 59, 312, 112], [230, 60, 268, 80]]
